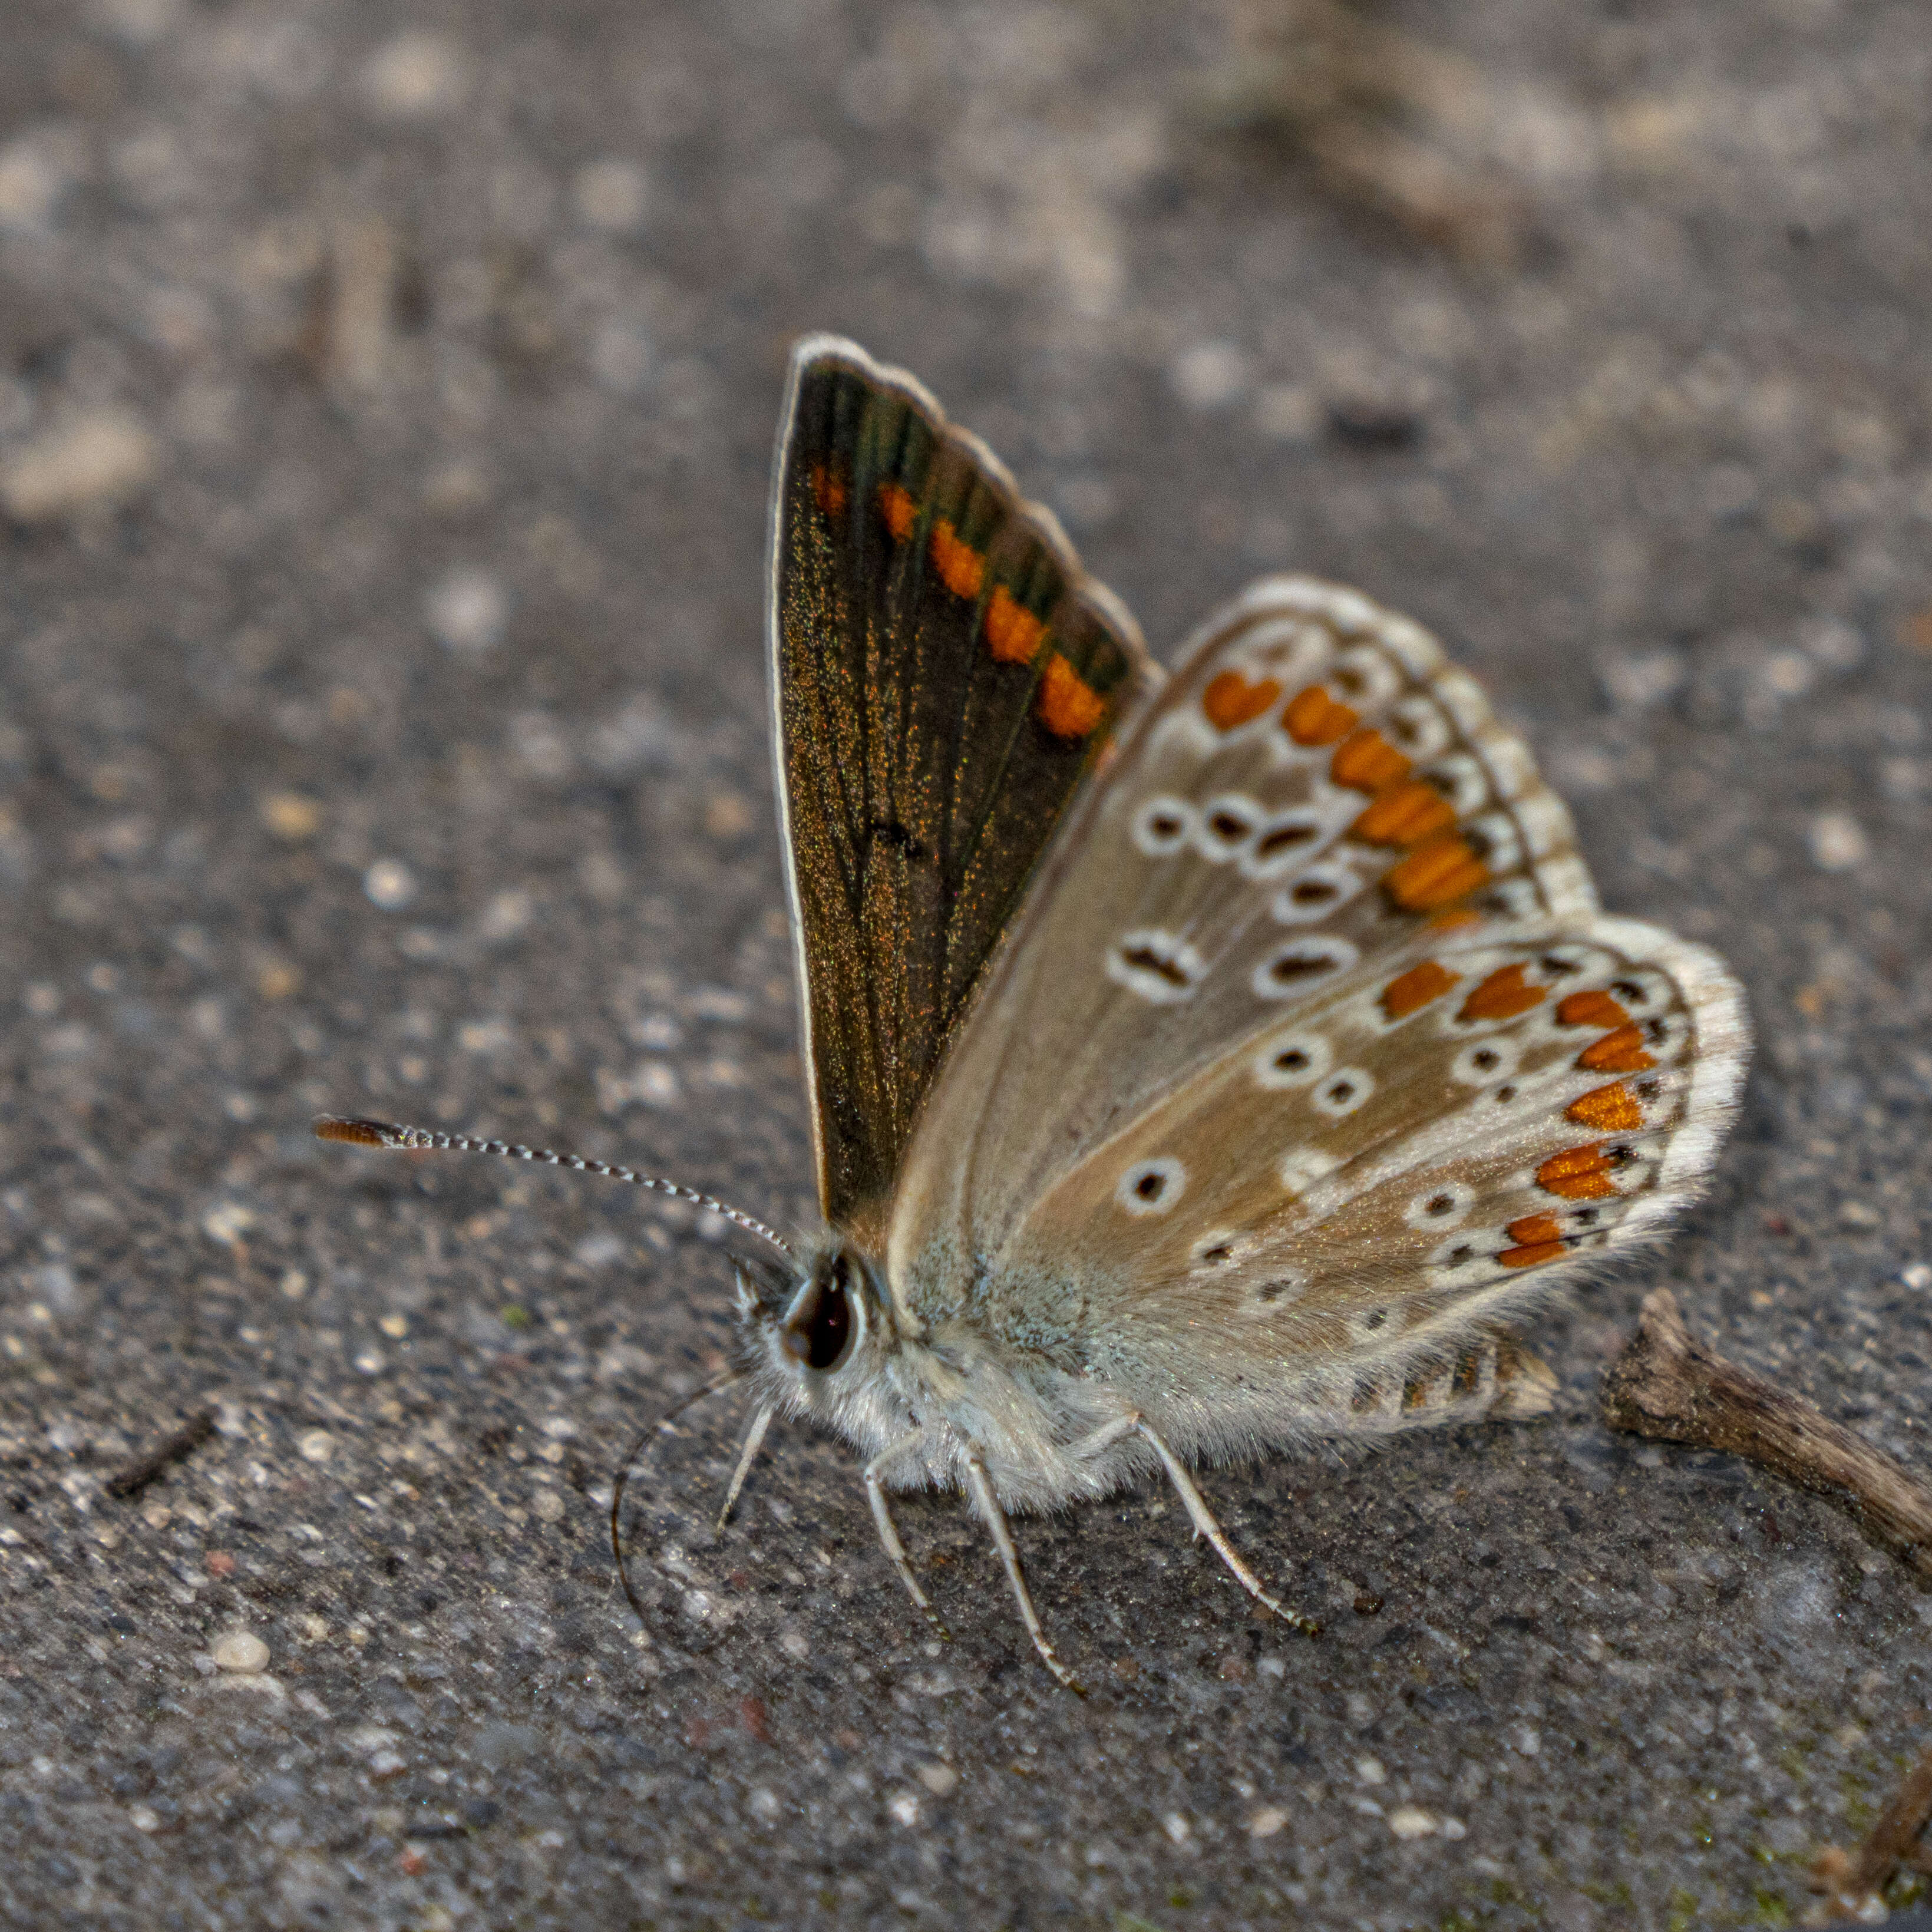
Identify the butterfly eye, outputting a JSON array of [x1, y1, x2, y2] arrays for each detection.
[[782, 1260, 859, 1373]]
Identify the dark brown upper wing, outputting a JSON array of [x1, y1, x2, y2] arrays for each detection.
[[768, 336, 1160, 1238]]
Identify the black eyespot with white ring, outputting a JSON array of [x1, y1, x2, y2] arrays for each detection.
[[1252, 936, 1358, 1000], [1311, 1067, 1375, 1117], [1130, 795, 1196, 858], [1270, 861, 1363, 923], [1116, 1156, 1186, 1217]]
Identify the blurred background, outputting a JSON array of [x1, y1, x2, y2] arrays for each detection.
[[2, 2, 1929, 1928]]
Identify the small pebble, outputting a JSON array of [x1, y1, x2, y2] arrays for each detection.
[[1808, 809, 1869, 872], [212, 1629, 269, 1675], [1389, 1805, 1438, 1839], [0, 409, 157, 521], [425, 567, 507, 653], [1248, 1805, 1288, 1838], [298, 1429, 333, 1464], [530, 1488, 566, 1523], [916, 1763, 957, 1797]]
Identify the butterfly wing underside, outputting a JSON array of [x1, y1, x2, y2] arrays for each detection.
[[886, 577, 1749, 1431], [770, 336, 1160, 1238]]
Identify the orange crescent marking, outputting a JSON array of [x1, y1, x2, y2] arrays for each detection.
[[984, 585, 1046, 665], [1283, 685, 1358, 747], [1498, 1237, 1566, 1269], [1330, 728, 1412, 794], [1556, 989, 1630, 1030], [929, 519, 985, 600], [1578, 1024, 1657, 1074], [879, 482, 917, 540], [1535, 1144, 1619, 1200], [1505, 1212, 1563, 1247], [1457, 963, 1547, 1023], [1350, 779, 1457, 847], [810, 463, 847, 516], [1202, 672, 1283, 731], [1036, 653, 1106, 739], [1383, 836, 1490, 912], [1380, 960, 1461, 1019], [1567, 1081, 1643, 1131]]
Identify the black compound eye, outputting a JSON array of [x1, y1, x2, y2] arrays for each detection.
[[782, 1262, 856, 1373]]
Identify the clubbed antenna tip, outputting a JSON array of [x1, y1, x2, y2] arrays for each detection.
[[312, 1114, 792, 1257]]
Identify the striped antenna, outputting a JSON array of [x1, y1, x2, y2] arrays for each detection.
[[315, 1116, 792, 1257]]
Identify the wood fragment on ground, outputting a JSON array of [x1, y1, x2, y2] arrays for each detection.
[[1600, 1287, 1932, 1578], [104, 1410, 217, 1501], [1808, 1742, 1932, 1921]]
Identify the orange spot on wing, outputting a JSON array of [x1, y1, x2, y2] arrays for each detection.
[[1283, 685, 1358, 747], [984, 584, 1045, 665], [1556, 989, 1629, 1030], [810, 463, 846, 516], [1567, 1081, 1644, 1131], [1498, 1237, 1566, 1269], [1506, 1213, 1563, 1247], [1457, 963, 1546, 1023], [879, 482, 916, 540], [1202, 671, 1283, 731], [1578, 1023, 1657, 1074], [1350, 779, 1456, 847], [1330, 728, 1412, 794], [929, 519, 985, 600], [1383, 836, 1490, 912], [1381, 960, 1461, 1020], [1036, 653, 1106, 739], [1536, 1144, 1619, 1200]]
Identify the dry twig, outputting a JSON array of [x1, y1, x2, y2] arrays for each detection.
[[1600, 1289, 1932, 1578], [104, 1409, 217, 1501], [1809, 1742, 1932, 1920]]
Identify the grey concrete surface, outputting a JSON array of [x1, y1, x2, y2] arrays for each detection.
[[2, 2, 1930, 1927]]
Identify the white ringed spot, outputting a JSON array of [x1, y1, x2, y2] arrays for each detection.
[[1130, 795, 1196, 858], [1197, 794, 1263, 863], [1270, 861, 1363, 923], [1241, 808, 1331, 879], [1253, 1029, 1333, 1089], [1190, 1230, 1250, 1270], [1426, 753, 1488, 816], [1108, 929, 1206, 1004], [1330, 643, 1402, 709], [1386, 694, 1451, 761], [1403, 1181, 1475, 1231], [1115, 1156, 1185, 1217], [1280, 1147, 1340, 1196], [1451, 1037, 1520, 1086], [1310, 1067, 1375, 1117], [1252, 936, 1358, 1000]]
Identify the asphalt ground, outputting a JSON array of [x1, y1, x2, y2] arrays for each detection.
[[2, 2, 1930, 1927]]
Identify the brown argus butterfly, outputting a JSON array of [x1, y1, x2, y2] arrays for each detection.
[[321, 336, 1751, 1690]]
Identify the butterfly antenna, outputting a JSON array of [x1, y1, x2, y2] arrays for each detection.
[[314, 1115, 792, 1258]]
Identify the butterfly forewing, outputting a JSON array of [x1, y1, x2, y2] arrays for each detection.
[[887, 576, 1618, 1285], [771, 337, 1158, 1236]]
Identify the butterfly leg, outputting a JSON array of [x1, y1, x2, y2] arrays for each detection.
[[963, 1454, 1086, 1696], [1134, 1420, 1322, 1639], [864, 1431, 953, 1643], [715, 1401, 777, 1532]]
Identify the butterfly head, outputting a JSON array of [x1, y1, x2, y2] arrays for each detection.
[[735, 1243, 899, 1415]]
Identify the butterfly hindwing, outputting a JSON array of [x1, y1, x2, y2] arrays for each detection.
[[992, 916, 1748, 1446], [887, 575, 1614, 1285], [770, 337, 1159, 1236]]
